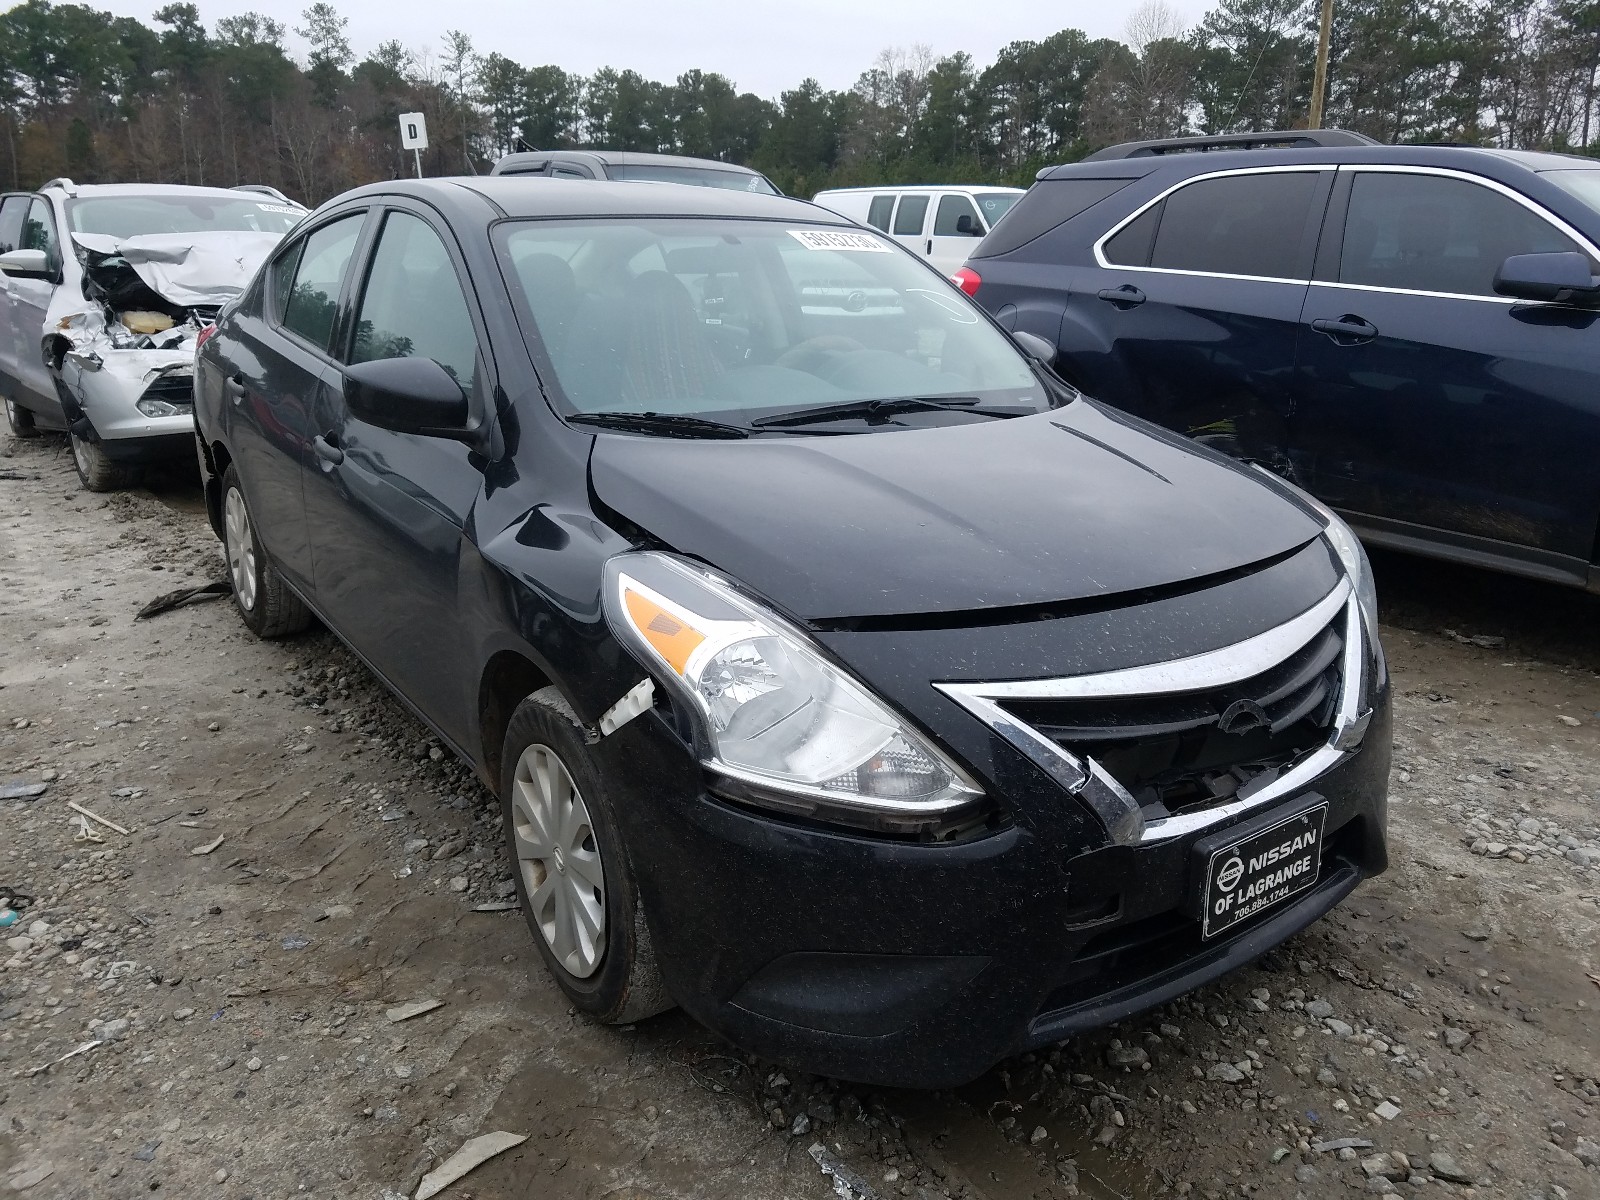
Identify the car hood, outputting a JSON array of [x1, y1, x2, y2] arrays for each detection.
[[587, 401, 1325, 621], [72, 231, 283, 308]]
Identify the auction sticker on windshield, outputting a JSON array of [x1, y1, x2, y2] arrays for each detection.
[[789, 229, 891, 253], [1201, 805, 1325, 938]]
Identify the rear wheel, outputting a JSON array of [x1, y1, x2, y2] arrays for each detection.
[[500, 686, 672, 1023], [221, 464, 312, 638], [70, 432, 141, 492], [5, 398, 38, 439]]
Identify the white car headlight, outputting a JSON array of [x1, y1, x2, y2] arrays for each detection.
[[603, 552, 982, 832]]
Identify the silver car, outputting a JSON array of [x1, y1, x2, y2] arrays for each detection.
[[0, 181, 304, 490]]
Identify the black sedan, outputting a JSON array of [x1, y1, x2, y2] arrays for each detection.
[[192, 178, 1391, 1088]]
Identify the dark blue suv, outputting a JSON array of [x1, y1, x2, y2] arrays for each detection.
[[962, 129, 1600, 591]]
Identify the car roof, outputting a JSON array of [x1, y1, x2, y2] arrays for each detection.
[[331, 177, 850, 223], [1040, 143, 1598, 182], [496, 150, 764, 174], [816, 185, 1025, 194], [41, 182, 279, 200]]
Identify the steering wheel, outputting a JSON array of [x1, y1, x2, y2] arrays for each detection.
[[776, 334, 867, 374]]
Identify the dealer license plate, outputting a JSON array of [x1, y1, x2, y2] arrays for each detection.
[[1201, 805, 1326, 938]]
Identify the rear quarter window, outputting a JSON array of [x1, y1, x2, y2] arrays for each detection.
[[971, 177, 1133, 258]]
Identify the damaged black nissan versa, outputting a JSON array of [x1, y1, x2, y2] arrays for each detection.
[[192, 178, 1391, 1088]]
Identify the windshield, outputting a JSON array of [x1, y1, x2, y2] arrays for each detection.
[[974, 192, 1021, 227], [66, 195, 305, 238], [606, 164, 781, 195], [496, 218, 1049, 429]]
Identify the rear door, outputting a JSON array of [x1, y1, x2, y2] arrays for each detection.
[[1069, 166, 1330, 463], [301, 204, 490, 746], [218, 208, 371, 591], [927, 193, 986, 277], [1294, 166, 1600, 571]]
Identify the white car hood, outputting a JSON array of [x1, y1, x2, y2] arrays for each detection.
[[71, 230, 282, 307]]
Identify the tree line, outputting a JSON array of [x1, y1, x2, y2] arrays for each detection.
[[2, 0, 1598, 207]]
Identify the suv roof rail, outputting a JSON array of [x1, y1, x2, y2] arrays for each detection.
[[1081, 129, 1379, 162], [40, 177, 77, 195]]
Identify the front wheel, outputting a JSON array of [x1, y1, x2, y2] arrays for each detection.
[[70, 432, 141, 492], [500, 686, 672, 1023], [221, 464, 312, 638], [5, 398, 38, 439]]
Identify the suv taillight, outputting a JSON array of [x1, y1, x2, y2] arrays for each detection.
[[951, 267, 982, 297], [195, 323, 218, 353]]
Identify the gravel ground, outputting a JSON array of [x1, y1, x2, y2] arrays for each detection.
[[0, 431, 1597, 1200]]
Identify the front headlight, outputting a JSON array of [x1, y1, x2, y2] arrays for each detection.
[[1253, 467, 1378, 638], [136, 398, 192, 418], [603, 552, 983, 833]]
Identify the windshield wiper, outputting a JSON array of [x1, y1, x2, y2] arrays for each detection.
[[567, 411, 750, 439], [751, 395, 1004, 429]]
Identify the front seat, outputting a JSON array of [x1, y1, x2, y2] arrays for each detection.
[[618, 271, 722, 409]]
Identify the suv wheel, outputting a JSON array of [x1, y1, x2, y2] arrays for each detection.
[[499, 686, 673, 1023], [221, 464, 312, 638], [70, 431, 141, 492], [5, 398, 38, 439]]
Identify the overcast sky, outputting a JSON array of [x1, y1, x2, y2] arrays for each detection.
[[90, 0, 1215, 99]]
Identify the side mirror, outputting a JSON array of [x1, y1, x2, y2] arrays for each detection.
[[1493, 251, 1600, 305], [344, 357, 470, 437], [954, 214, 982, 237], [0, 248, 52, 279], [1011, 330, 1056, 366]]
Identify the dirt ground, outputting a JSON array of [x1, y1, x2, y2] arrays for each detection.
[[1, 430, 1597, 1200]]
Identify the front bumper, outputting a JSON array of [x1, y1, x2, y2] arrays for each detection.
[[597, 692, 1389, 1089], [59, 346, 196, 446]]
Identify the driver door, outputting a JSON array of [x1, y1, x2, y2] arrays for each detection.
[[3, 197, 62, 409], [1294, 168, 1600, 567], [927, 193, 986, 278]]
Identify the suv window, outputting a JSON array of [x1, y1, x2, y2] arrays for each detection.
[[278, 214, 364, 352], [866, 195, 894, 232], [1341, 171, 1582, 298], [979, 178, 1131, 259], [351, 211, 478, 391], [20, 198, 58, 261], [894, 195, 930, 236], [0, 196, 28, 254], [1147, 172, 1320, 280], [935, 194, 983, 237]]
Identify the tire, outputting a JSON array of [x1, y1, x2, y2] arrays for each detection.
[[70, 431, 141, 492], [5, 397, 38, 439], [220, 464, 312, 638], [499, 686, 673, 1023]]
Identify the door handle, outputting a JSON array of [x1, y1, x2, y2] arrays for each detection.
[[925, 239, 933, 255], [1311, 315, 1378, 344], [224, 374, 246, 404], [312, 433, 344, 466], [1097, 285, 1146, 308]]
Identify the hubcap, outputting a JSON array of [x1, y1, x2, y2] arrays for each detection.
[[511, 743, 606, 978], [71, 434, 91, 474], [224, 487, 258, 612]]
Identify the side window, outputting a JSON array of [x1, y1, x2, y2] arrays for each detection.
[[1148, 172, 1320, 279], [893, 195, 930, 236], [1104, 203, 1160, 267], [269, 240, 303, 323], [279, 214, 364, 352], [0, 197, 27, 254], [935, 194, 984, 237], [20, 198, 58, 261], [1340, 172, 1583, 298], [351, 211, 478, 392], [866, 195, 895, 232]]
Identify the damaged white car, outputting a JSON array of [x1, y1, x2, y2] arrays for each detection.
[[0, 181, 303, 489]]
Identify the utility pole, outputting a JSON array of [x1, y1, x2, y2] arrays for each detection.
[[1309, 0, 1335, 128]]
